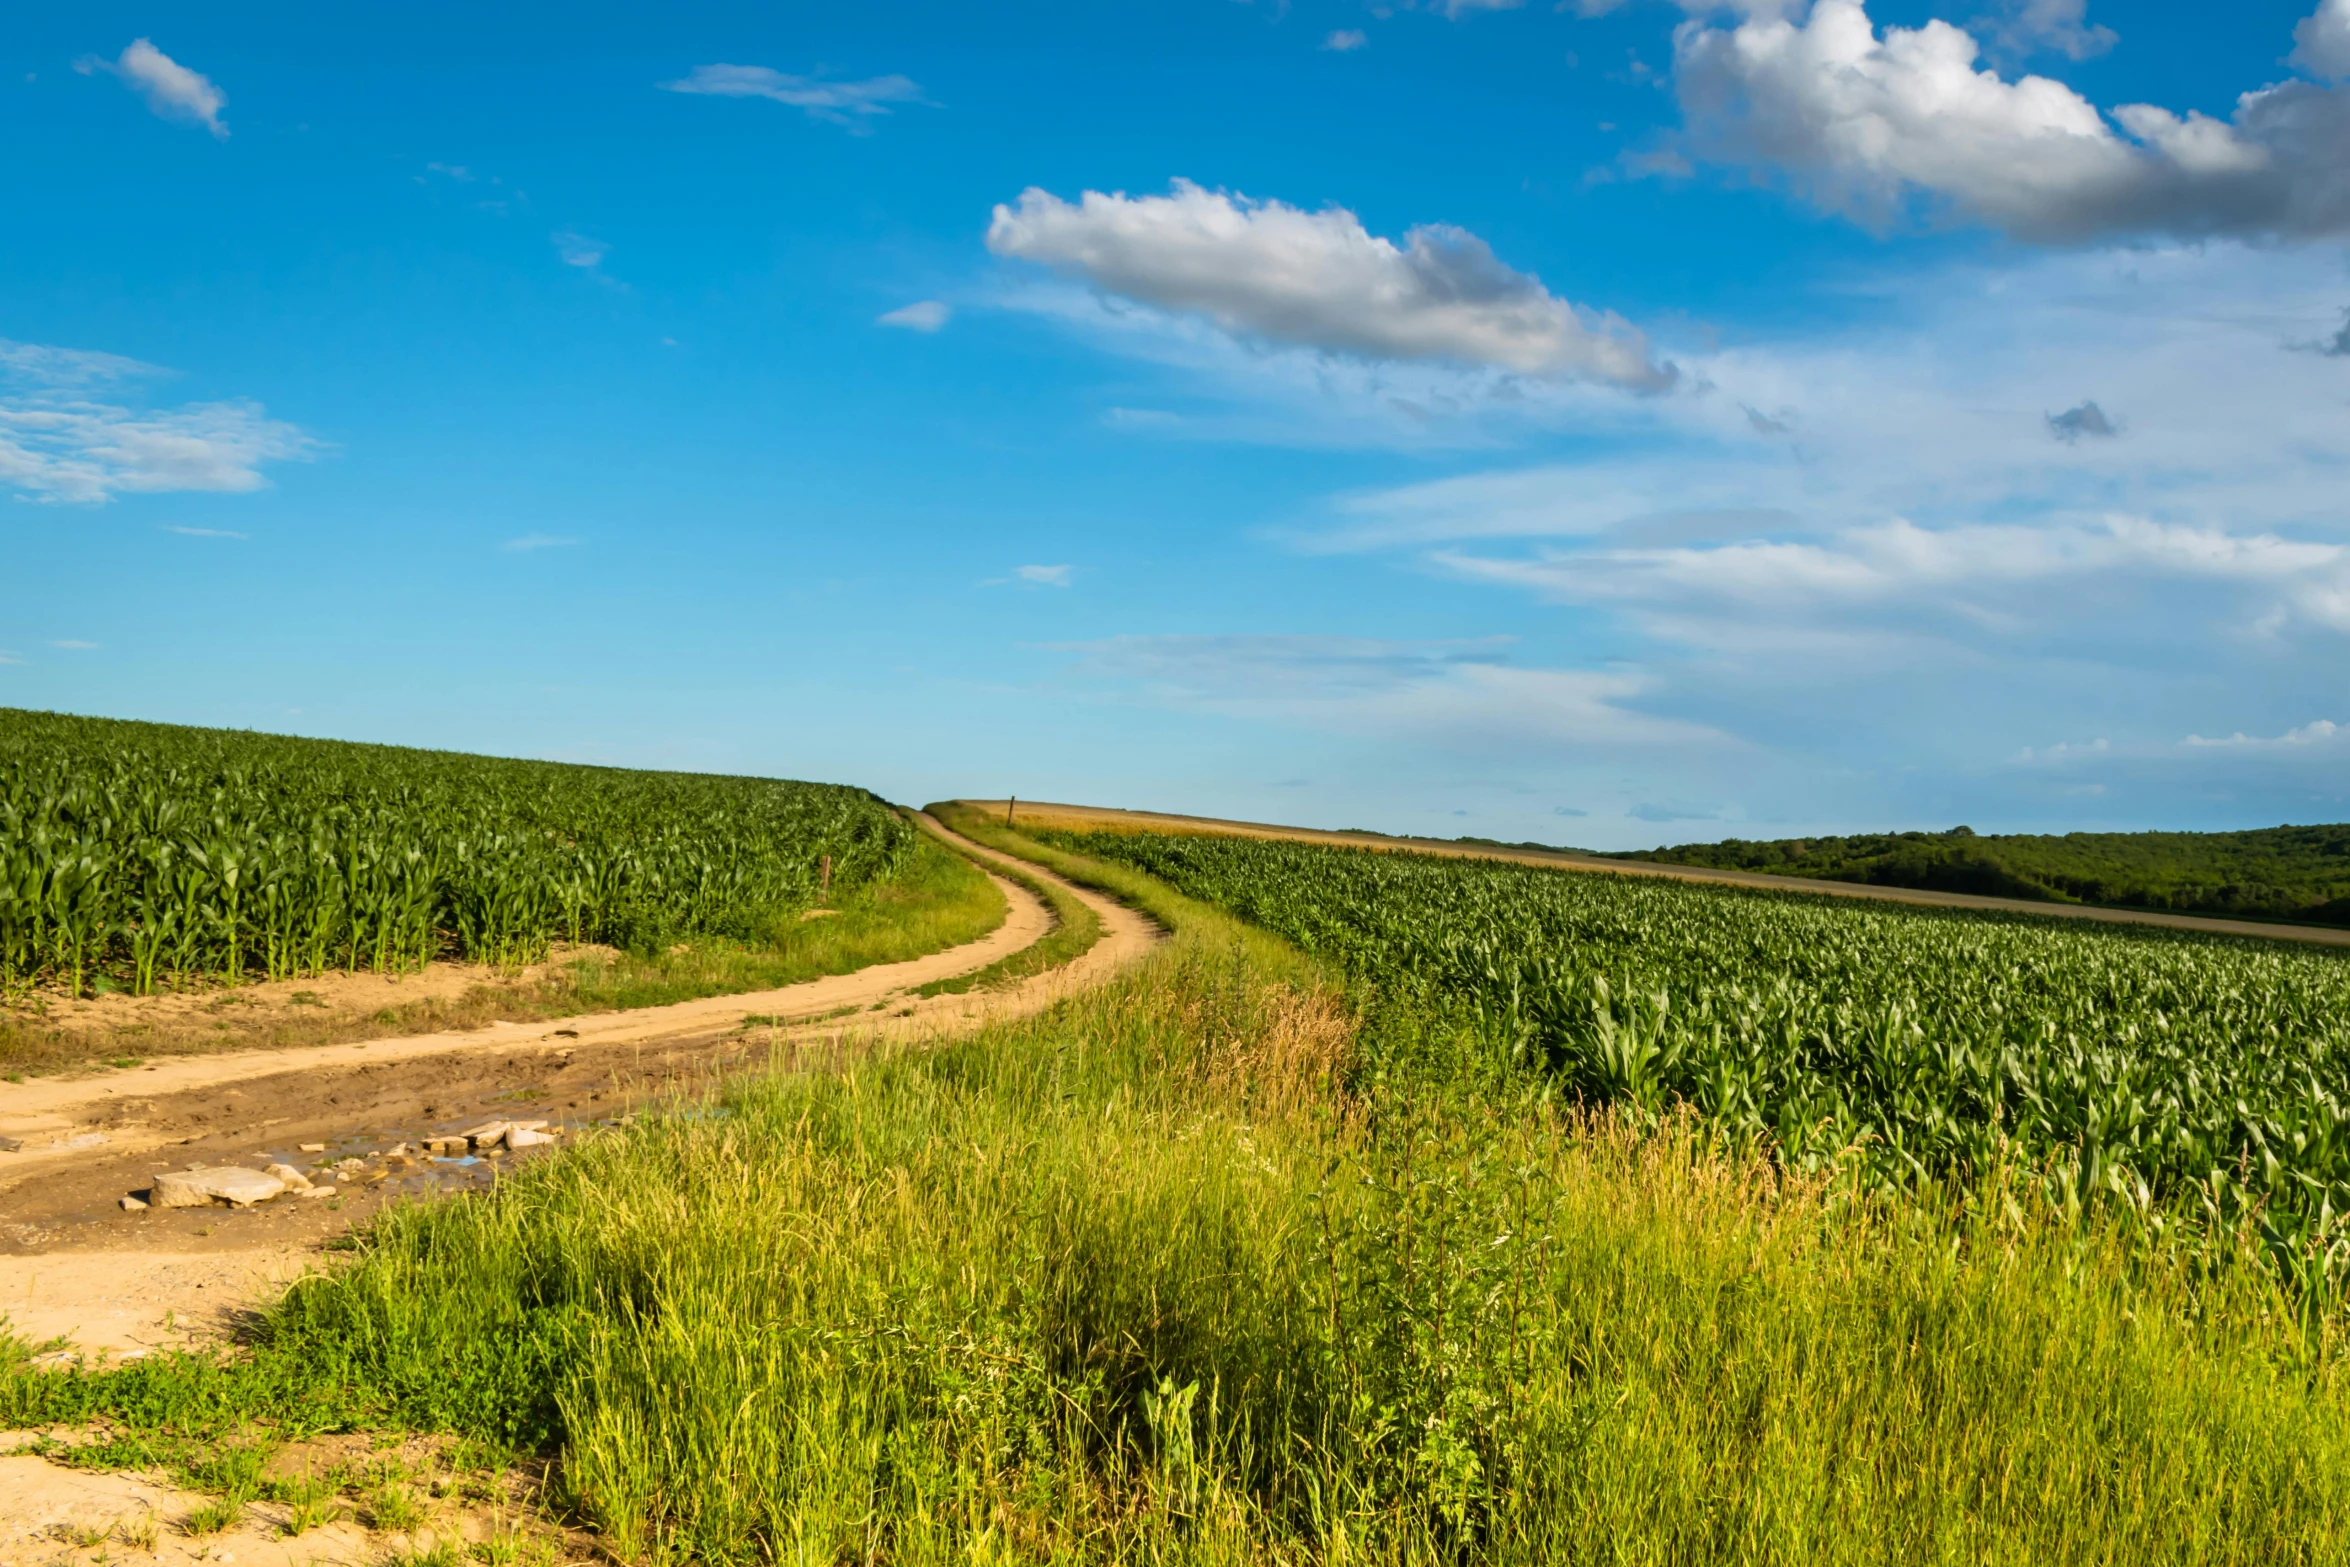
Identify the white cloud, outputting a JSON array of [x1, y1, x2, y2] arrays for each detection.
[[660, 66, 927, 130], [1286, 242, 2350, 826], [1060, 634, 1728, 754], [2184, 718, 2343, 748], [165, 525, 247, 539], [78, 39, 227, 138], [49, 640, 99, 650], [2298, 0, 2350, 79], [0, 340, 316, 504], [986, 180, 1675, 390], [878, 300, 951, 331], [1436, 515, 2350, 644], [502, 533, 578, 553], [552, 230, 607, 269], [1672, 0, 2350, 241], [1015, 563, 1072, 587], [1323, 29, 1370, 51], [0, 651, 22, 665], [1974, 0, 2114, 62]]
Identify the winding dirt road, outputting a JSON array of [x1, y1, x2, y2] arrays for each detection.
[[0, 816, 1161, 1361], [976, 798, 2350, 949]]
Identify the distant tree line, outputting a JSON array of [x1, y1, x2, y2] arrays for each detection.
[[1605, 824, 2350, 926]]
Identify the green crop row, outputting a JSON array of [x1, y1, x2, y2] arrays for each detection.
[[0, 709, 915, 994], [1046, 830, 2350, 1294]]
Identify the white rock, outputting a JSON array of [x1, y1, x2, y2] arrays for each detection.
[[296, 1184, 336, 1199], [120, 1195, 148, 1212], [151, 1167, 286, 1209], [266, 1163, 314, 1189], [299, 1142, 327, 1153], [505, 1128, 555, 1148]]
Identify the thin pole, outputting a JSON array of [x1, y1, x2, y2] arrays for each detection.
[[1006, 796, 1016, 828]]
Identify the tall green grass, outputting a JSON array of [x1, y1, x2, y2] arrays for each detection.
[[9, 836, 2348, 1563]]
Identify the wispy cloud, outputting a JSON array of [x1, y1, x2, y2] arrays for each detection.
[[48, 640, 99, 650], [1322, 29, 1369, 51], [2183, 718, 2343, 748], [1288, 241, 2350, 829], [502, 533, 578, 553], [165, 525, 248, 539], [1016, 564, 1072, 587], [878, 300, 951, 332], [1058, 634, 1728, 756], [76, 39, 227, 138], [552, 230, 608, 269], [660, 66, 929, 131], [0, 338, 317, 505]]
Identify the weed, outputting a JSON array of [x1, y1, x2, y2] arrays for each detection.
[[366, 1482, 424, 1533], [51, 1520, 112, 1548], [280, 1496, 340, 1537], [117, 1514, 157, 1552], [179, 1498, 243, 1537]]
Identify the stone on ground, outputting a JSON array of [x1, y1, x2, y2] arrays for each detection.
[[151, 1167, 287, 1209]]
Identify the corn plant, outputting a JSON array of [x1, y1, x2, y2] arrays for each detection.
[[1051, 828, 2350, 1293], [0, 708, 915, 995]]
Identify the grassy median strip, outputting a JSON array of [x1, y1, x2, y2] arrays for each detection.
[[911, 847, 1101, 998]]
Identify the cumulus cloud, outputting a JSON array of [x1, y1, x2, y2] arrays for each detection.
[[77, 39, 227, 138], [1672, 0, 2350, 241], [2046, 399, 2117, 441], [985, 181, 1674, 390], [1323, 29, 1369, 51], [2297, 0, 2350, 79], [878, 300, 951, 331], [660, 66, 927, 130], [0, 340, 317, 504]]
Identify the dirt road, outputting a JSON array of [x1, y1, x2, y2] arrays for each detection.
[[975, 798, 2350, 950], [0, 815, 1161, 1361]]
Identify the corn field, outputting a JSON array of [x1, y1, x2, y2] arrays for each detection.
[[0, 709, 915, 995], [1051, 830, 2350, 1293]]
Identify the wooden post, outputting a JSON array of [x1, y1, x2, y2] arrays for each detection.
[[1006, 796, 1016, 828]]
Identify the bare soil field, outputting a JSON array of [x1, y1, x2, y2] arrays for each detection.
[[976, 797, 2350, 948]]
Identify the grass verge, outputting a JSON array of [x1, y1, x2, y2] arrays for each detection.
[[8, 828, 2348, 1563]]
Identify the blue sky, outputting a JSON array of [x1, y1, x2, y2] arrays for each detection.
[[5, 0, 2348, 847]]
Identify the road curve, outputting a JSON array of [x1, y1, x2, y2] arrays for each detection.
[[963, 798, 2350, 950]]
